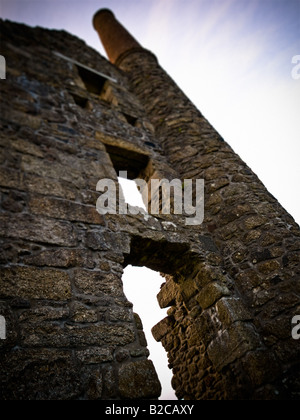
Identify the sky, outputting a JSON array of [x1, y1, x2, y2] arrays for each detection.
[[1, 0, 300, 400]]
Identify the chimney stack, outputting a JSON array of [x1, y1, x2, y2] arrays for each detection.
[[93, 9, 142, 64]]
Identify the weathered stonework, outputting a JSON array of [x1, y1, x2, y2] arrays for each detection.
[[0, 11, 299, 400]]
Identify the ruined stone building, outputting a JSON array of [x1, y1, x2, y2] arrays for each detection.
[[0, 9, 299, 400]]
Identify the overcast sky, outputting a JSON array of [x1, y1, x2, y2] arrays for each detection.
[[1, 0, 299, 400]]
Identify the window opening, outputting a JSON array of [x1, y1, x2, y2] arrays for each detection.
[[102, 142, 150, 214], [70, 92, 89, 109], [118, 176, 147, 212], [53, 51, 117, 95], [122, 113, 138, 127], [104, 143, 149, 180], [76, 65, 106, 95], [122, 265, 176, 400]]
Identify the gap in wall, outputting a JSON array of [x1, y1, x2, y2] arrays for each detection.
[[76, 64, 107, 95], [122, 265, 176, 400], [118, 177, 147, 212]]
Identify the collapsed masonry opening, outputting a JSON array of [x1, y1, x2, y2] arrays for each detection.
[[122, 236, 191, 399], [122, 266, 175, 400]]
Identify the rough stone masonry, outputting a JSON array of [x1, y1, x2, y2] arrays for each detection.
[[0, 9, 299, 400]]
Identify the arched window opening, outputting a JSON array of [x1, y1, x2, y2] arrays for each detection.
[[122, 265, 176, 400]]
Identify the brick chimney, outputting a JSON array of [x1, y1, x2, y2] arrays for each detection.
[[93, 9, 142, 64]]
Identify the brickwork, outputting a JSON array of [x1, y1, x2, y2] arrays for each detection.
[[0, 13, 299, 400]]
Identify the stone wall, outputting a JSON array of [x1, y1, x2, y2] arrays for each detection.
[[0, 18, 299, 400], [0, 20, 163, 400], [118, 49, 300, 399]]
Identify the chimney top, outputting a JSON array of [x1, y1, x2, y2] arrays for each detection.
[[92, 9, 115, 27], [92, 8, 142, 64]]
